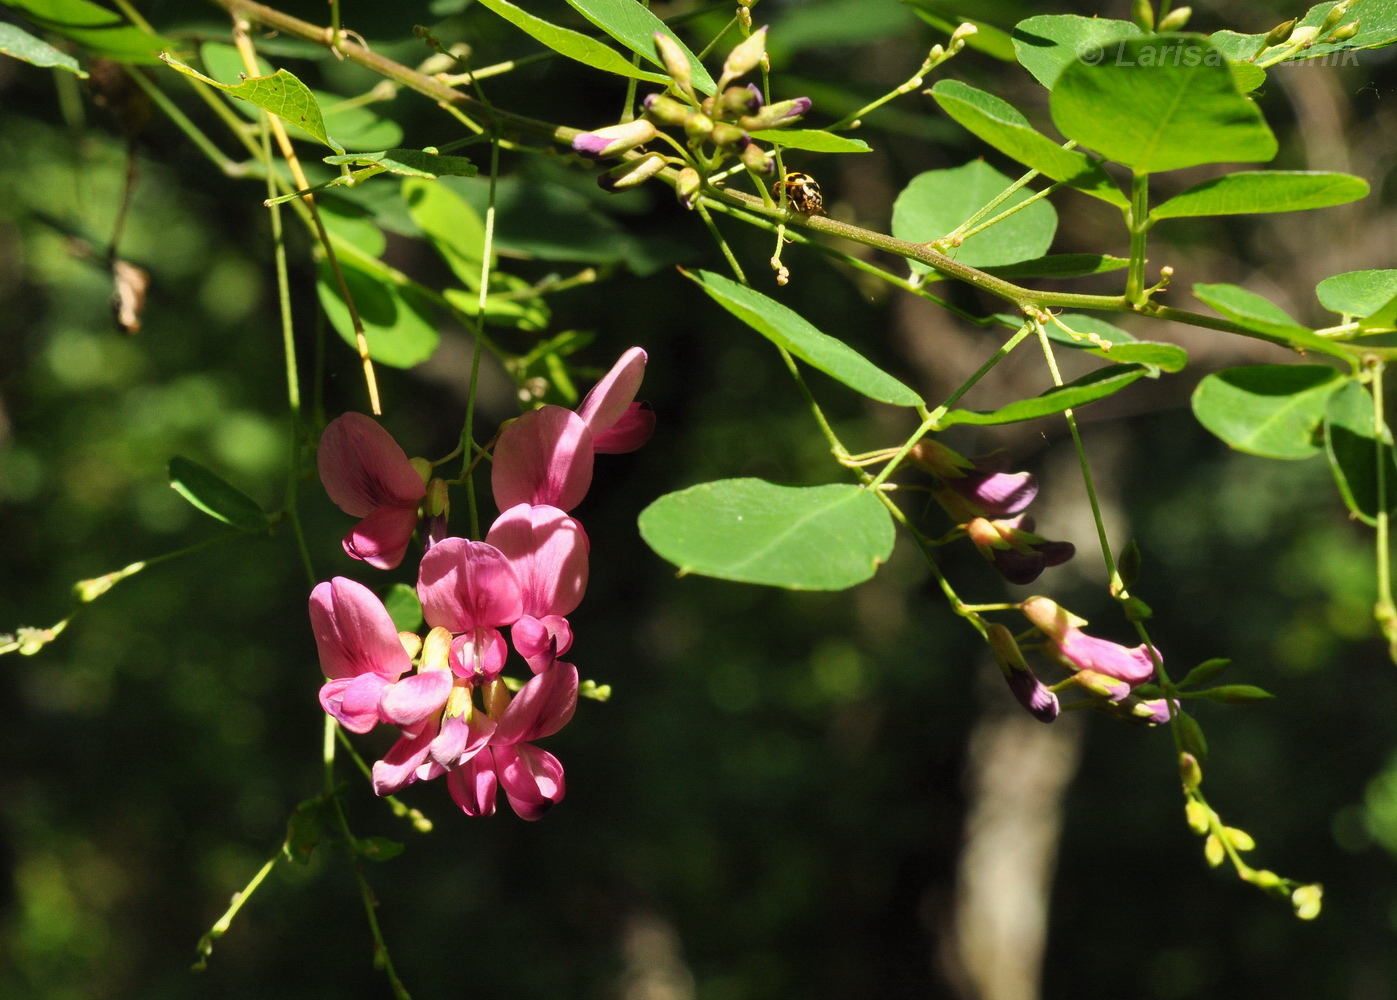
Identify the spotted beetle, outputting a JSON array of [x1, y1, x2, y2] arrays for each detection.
[[773, 171, 824, 215]]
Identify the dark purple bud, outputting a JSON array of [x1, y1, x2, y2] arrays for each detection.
[[1006, 669, 1061, 723], [746, 82, 765, 109]]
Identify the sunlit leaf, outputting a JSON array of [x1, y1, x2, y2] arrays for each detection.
[[1151, 171, 1368, 219], [981, 254, 1128, 279], [565, 0, 716, 93], [160, 53, 336, 149], [475, 0, 669, 84], [1012, 14, 1141, 88], [1047, 314, 1188, 372], [938, 364, 1148, 427], [1317, 269, 1397, 317], [168, 456, 269, 533], [317, 259, 440, 369], [749, 129, 872, 153], [1211, 1, 1397, 63], [1191, 364, 1347, 460]]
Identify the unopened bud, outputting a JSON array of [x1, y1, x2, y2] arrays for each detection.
[[1318, 0, 1353, 37], [398, 630, 423, 659], [1292, 883, 1323, 920], [1287, 25, 1320, 47], [948, 22, 977, 52], [1328, 18, 1360, 42], [643, 93, 690, 126], [75, 572, 120, 602], [1204, 833, 1225, 867], [1179, 752, 1202, 790], [653, 32, 692, 91], [1225, 826, 1256, 851], [740, 142, 773, 174], [1248, 868, 1284, 891], [718, 84, 762, 119], [424, 477, 449, 518], [421, 626, 453, 672], [409, 456, 432, 483], [1132, 0, 1155, 32], [484, 677, 511, 718], [1185, 799, 1211, 835], [684, 111, 715, 142], [572, 119, 657, 158], [739, 96, 811, 131], [1158, 6, 1191, 31], [721, 27, 767, 86], [710, 122, 750, 151], [675, 166, 701, 208], [598, 152, 667, 192]]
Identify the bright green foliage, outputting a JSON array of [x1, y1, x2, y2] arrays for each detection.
[[475, 0, 668, 84], [1191, 365, 1347, 460], [1151, 171, 1369, 219], [0, 22, 86, 75], [1324, 379, 1397, 525], [749, 129, 871, 153], [1317, 269, 1397, 316], [891, 161, 1057, 270], [1050, 35, 1276, 173], [1193, 283, 1355, 357], [929, 80, 1127, 207], [1012, 14, 1142, 88], [1048, 314, 1188, 372], [2, 0, 172, 62], [317, 260, 440, 368], [383, 583, 424, 632], [937, 364, 1148, 427], [1211, 0, 1397, 62], [161, 54, 336, 149], [167, 456, 270, 533], [684, 269, 923, 407], [982, 254, 1128, 279], [323, 149, 478, 179], [565, 0, 716, 93], [639, 480, 895, 590], [403, 177, 490, 289]]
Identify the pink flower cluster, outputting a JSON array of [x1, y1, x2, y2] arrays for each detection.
[[309, 350, 652, 819]]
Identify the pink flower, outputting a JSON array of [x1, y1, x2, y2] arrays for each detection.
[[492, 348, 653, 513], [912, 440, 1038, 521], [486, 503, 589, 671], [309, 577, 412, 733], [966, 517, 1074, 585], [1020, 596, 1158, 698], [417, 537, 524, 683], [318, 413, 427, 570]]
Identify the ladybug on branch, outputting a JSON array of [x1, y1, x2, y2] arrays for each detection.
[[773, 171, 824, 215]]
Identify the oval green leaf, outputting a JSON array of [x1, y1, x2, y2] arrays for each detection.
[[638, 479, 895, 590], [168, 456, 269, 533], [891, 160, 1058, 271], [383, 582, 424, 632], [1317, 269, 1397, 317], [938, 363, 1148, 427], [1012, 14, 1142, 89], [1177, 657, 1230, 689], [1049, 314, 1188, 372], [1050, 34, 1276, 173], [160, 54, 335, 149], [1191, 364, 1346, 460], [683, 269, 923, 406], [1152, 171, 1369, 219], [1192, 282, 1353, 359], [1212, 2, 1397, 63], [929, 80, 1127, 207], [403, 177, 490, 289], [1177, 710, 1209, 759], [475, 0, 669, 84], [564, 0, 716, 93], [1190, 685, 1275, 705], [317, 260, 440, 369], [1324, 378, 1397, 525], [749, 129, 872, 153], [0, 22, 87, 75]]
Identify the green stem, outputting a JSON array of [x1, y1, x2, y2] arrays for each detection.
[[124, 67, 246, 176], [941, 167, 1042, 244], [1127, 171, 1150, 305], [461, 135, 501, 540], [954, 181, 1064, 244], [827, 45, 948, 132], [696, 202, 748, 284], [192, 851, 280, 971], [335, 728, 433, 832], [1373, 360, 1396, 652]]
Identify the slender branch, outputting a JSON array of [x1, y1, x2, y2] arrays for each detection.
[[192, 852, 280, 971], [1127, 171, 1150, 305]]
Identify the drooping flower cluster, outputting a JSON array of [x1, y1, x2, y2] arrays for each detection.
[[310, 349, 652, 819]]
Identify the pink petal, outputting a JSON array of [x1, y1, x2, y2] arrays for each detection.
[[343, 505, 420, 571], [447, 750, 499, 816], [591, 402, 655, 454], [493, 661, 578, 746], [491, 407, 594, 513], [448, 628, 509, 682], [309, 577, 411, 680], [496, 744, 565, 820], [417, 538, 524, 632], [378, 670, 454, 727], [428, 710, 497, 768], [577, 347, 647, 436], [485, 504, 590, 618], [319, 672, 391, 733], [318, 413, 425, 517], [511, 615, 573, 673], [371, 723, 437, 796], [1060, 632, 1158, 686]]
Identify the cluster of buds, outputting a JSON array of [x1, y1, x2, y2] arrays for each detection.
[[571, 27, 811, 205], [311, 350, 654, 819], [1253, 1, 1359, 60], [909, 438, 1074, 586]]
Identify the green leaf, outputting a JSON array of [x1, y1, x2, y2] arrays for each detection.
[[929, 80, 1127, 207], [317, 259, 440, 369], [199, 40, 270, 82], [980, 254, 1129, 279], [1317, 269, 1397, 317], [1230, 60, 1266, 94], [938, 363, 1148, 427], [324, 148, 477, 179], [283, 795, 330, 865], [638, 479, 895, 590], [748, 129, 872, 153], [444, 285, 552, 332], [168, 456, 269, 533], [1048, 314, 1188, 372], [1190, 364, 1346, 460], [1192, 282, 1356, 358], [904, 3, 1017, 61], [319, 199, 386, 258], [0, 22, 86, 75], [160, 54, 336, 149], [891, 161, 1057, 271], [1050, 35, 1277, 173], [403, 177, 490, 289], [1012, 14, 1142, 89], [474, 0, 669, 84], [1177, 710, 1209, 759], [383, 582, 423, 632], [768, 0, 917, 60], [1212, 1, 1397, 63], [564, 0, 716, 93], [355, 836, 405, 861], [1177, 657, 1230, 689], [1190, 685, 1276, 704], [1324, 378, 1397, 525], [1152, 171, 1369, 219], [683, 269, 923, 407], [4, 0, 173, 63]]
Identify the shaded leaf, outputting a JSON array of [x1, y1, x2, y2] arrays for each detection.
[[324, 148, 477, 179], [283, 796, 330, 865], [5, 0, 172, 63], [938, 363, 1148, 427], [317, 259, 440, 369], [1048, 314, 1188, 372], [981, 254, 1129, 279], [904, 2, 1017, 61], [475, 0, 668, 84], [1012, 14, 1141, 88], [1324, 378, 1397, 525], [1151, 171, 1368, 219], [168, 456, 269, 533], [0, 21, 86, 75], [749, 129, 872, 153], [1191, 685, 1276, 704], [383, 582, 423, 633], [1177, 657, 1230, 689], [1190, 364, 1346, 460], [1177, 710, 1209, 759], [355, 836, 405, 861]]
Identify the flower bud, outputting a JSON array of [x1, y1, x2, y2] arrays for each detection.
[[653, 31, 692, 91], [710, 122, 750, 151], [1132, 0, 1154, 32], [1328, 18, 1360, 42], [987, 623, 1059, 723], [1292, 883, 1323, 920], [572, 119, 657, 158], [398, 630, 424, 659], [1225, 826, 1255, 851], [720, 26, 767, 87], [75, 572, 119, 602], [421, 626, 453, 673], [948, 22, 978, 52], [409, 456, 432, 483], [684, 112, 715, 142], [1318, 0, 1353, 37], [909, 439, 972, 478], [676, 166, 701, 208], [1157, 6, 1191, 31], [484, 677, 511, 718], [739, 142, 773, 174], [719, 84, 762, 119], [1204, 833, 1224, 867], [1248, 868, 1283, 891], [1287, 25, 1320, 47], [1179, 752, 1202, 790], [643, 93, 690, 127], [1185, 800, 1211, 835], [1262, 18, 1296, 47], [739, 96, 812, 131], [598, 152, 667, 192]]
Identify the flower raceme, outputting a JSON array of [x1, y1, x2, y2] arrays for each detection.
[[1020, 596, 1159, 700], [966, 516, 1075, 586]]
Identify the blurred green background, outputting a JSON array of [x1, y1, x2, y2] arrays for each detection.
[[3, 0, 1397, 997]]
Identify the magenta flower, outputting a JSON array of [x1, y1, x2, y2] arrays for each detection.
[[309, 576, 412, 733], [486, 503, 589, 671], [1020, 596, 1159, 697], [492, 348, 653, 513], [417, 537, 524, 684], [318, 413, 427, 570], [966, 516, 1074, 585], [912, 440, 1037, 521], [572, 120, 657, 158]]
